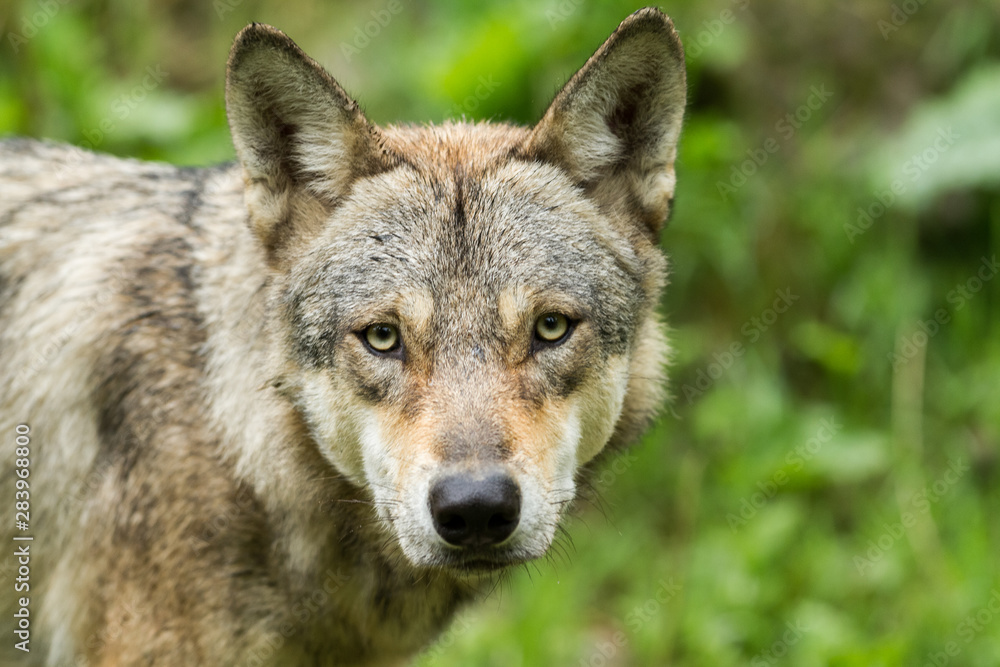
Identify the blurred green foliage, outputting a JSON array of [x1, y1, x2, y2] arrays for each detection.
[[2, 0, 999, 665]]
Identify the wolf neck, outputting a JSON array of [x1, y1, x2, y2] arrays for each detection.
[[195, 168, 476, 657]]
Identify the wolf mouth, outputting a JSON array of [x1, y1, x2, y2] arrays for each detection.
[[425, 541, 536, 573], [439, 554, 521, 574], [453, 558, 511, 573]]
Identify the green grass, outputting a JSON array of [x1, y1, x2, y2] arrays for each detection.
[[2, 0, 999, 664]]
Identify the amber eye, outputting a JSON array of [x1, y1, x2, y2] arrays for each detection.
[[364, 323, 400, 353], [534, 313, 570, 343]]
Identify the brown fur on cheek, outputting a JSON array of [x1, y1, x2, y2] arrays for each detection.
[[365, 389, 442, 533], [503, 395, 572, 480]]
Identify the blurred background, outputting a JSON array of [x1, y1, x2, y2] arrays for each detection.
[[2, 0, 999, 665]]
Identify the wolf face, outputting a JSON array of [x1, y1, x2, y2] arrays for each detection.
[[225, 9, 686, 573]]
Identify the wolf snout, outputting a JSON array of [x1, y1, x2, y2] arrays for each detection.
[[429, 470, 521, 548]]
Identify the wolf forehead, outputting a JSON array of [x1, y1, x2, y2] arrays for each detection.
[[279, 123, 657, 367]]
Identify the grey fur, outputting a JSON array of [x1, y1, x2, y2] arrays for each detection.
[[0, 8, 685, 665]]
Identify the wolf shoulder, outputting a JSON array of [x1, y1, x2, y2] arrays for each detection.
[[0, 138, 246, 315], [0, 138, 244, 236]]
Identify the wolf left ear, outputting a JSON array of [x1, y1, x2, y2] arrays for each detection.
[[525, 8, 687, 238], [226, 24, 398, 262]]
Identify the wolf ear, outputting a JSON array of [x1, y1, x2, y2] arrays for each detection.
[[225, 24, 397, 261], [525, 8, 686, 238]]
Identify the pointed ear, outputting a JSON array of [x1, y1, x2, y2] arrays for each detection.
[[225, 24, 398, 262], [524, 8, 686, 238]]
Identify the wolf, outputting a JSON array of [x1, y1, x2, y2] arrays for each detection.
[[0, 7, 686, 666]]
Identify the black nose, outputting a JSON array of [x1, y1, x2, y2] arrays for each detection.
[[429, 472, 521, 548]]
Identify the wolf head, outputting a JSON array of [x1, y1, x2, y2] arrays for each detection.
[[225, 8, 685, 572]]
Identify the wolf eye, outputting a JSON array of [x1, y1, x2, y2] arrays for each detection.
[[534, 313, 571, 344], [363, 323, 400, 353]]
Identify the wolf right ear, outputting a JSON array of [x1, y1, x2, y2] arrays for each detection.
[[524, 8, 686, 239], [226, 24, 398, 262]]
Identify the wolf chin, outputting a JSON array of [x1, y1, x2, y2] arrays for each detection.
[[0, 8, 685, 666]]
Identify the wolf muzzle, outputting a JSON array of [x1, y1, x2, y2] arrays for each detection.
[[429, 468, 521, 548]]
